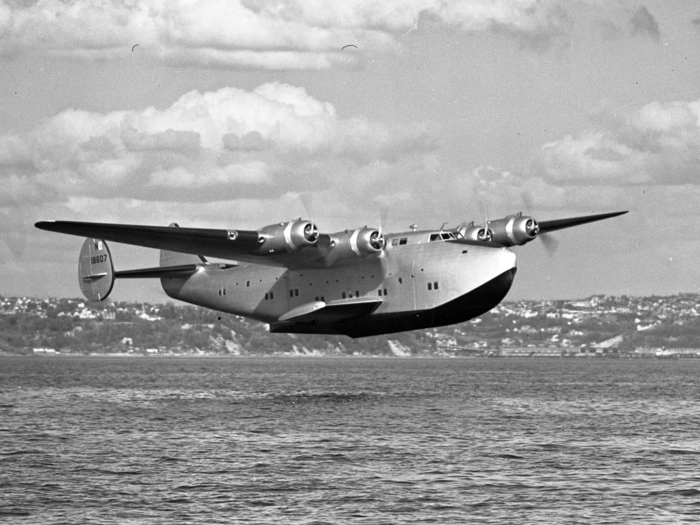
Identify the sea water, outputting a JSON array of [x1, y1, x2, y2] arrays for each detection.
[[1, 356, 699, 524]]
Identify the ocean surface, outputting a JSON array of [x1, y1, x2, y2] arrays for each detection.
[[1, 356, 700, 524]]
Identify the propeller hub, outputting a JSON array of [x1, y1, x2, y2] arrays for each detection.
[[369, 231, 385, 250], [304, 223, 319, 243], [525, 219, 539, 237], [477, 228, 492, 242]]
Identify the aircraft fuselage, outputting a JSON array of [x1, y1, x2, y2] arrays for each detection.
[[161, 230, 517, 337]]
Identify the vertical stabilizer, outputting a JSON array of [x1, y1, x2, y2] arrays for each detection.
[[79, 238, 115, 301]]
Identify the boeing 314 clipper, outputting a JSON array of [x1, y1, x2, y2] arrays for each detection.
[[35, 210, 626, 338]]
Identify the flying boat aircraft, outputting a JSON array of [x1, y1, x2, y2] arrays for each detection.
[[35, 210, 626, 338]]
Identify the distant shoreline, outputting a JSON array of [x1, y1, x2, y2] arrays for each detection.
[[2, 352, 694, 360]]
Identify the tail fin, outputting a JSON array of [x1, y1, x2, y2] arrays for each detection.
[[79, 238, 115, 301], [159, 223, 203, 268]]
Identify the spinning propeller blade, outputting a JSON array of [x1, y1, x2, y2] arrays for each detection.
[[520, 193, 626, 255]]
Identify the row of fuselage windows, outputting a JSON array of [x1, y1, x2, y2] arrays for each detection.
[[225, 280, 441, 300]]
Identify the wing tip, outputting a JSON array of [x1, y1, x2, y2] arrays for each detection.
[[35, 220, 56, 231]]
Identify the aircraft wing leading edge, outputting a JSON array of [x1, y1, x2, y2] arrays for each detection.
[[35, 221, 261, 262], [537, 211, 627, 233]]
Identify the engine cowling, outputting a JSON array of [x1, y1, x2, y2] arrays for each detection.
[[457, 222, 492, 242], [257, 220, 319, 253], [488, 214, 539, 246], [317, 227, 385, 266], [351, 227, 385, 256]]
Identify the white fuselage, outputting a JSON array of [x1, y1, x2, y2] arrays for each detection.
[[161, 231, 517, 335]]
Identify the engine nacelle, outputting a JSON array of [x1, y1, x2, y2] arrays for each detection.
[[457, 222, 492, 242], [351, 227, 385, 256], [488, 214, 539, 246], [318, 227, 386, 266], [257, 220, 319, 253]]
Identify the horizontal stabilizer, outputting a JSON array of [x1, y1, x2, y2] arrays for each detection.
[[115, 264, 199, 279], [81, 272, 108, 282]]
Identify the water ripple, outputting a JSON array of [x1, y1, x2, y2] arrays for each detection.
[[2, 357, 700, 524]]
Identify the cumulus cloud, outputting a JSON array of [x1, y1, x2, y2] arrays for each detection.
[[0, 0, 581, 68], [629, 6, 661, 42], [0, 82, 436, 217], [536, 99, 700, 186], [439, 98, 700, 221]]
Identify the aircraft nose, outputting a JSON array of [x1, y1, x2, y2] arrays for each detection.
[[460, 245, 517, 296], [494, 246, 517, 274], [481, 248, 517, 304]]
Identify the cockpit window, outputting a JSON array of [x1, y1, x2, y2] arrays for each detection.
[[430, 232, 456, 241]]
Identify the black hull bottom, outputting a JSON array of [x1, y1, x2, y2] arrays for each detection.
[[272, 267, 516, 338]]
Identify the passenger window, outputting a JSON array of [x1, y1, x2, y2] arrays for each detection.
[[399, 238, 407, 245], [429, 233, 440, 241]]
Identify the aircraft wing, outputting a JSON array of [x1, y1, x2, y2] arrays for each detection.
[[36, 220, 267, 263], [537, 211, 628, 233]]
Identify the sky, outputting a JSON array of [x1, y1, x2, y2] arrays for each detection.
[[1, 0, 699, 303]]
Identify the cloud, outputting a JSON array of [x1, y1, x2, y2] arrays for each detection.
[[536, 99, 700, 186], [436, 97, 700, 222], [629, 6, 661, 42], [0, 82, 437, 220], [0, 0, 586, 68], [121, 129, 201, 152]]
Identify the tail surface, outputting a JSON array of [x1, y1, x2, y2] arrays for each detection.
[[78, 238, 115, 301]]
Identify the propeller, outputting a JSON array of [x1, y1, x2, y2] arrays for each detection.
[[477, 200, 493, 242], [521, 192, 559, 256], [368, 205, 388, 251], [369, 230, 385, 251], [303, 222, 319, 243]]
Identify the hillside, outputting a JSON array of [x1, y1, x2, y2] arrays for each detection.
[[1, 294, 699, 357]]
